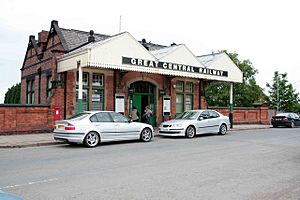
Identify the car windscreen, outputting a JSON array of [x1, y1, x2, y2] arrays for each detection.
[[176, 111, 198, 120], [68, 113, 90, 120]]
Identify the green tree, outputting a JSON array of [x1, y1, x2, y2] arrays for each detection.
[[4, 83, 21, 104], [206, 51, 267, 107], [266, 72, 300, 112]]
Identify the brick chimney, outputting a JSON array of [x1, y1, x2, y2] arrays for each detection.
[[51, 20, 58, 26], [38, 30, 48, 43]]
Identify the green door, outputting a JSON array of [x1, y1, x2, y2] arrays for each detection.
[[130, 81, 156, 127], [132, 94, 142, 121], [132, 94, 155, 126]]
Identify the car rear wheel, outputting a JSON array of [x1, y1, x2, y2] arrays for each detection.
[[218, 124, 227, 135], [290, 121, 295, 128], [186, 126, 196, 138], [84, 132, 100, 147], [140, 128, 152, 142]]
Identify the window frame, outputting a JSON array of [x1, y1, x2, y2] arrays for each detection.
[[175, 81, 194, 114], [46, 75, 52, 98], [26, 79, 35, 104], [92, 73, 104, 87]]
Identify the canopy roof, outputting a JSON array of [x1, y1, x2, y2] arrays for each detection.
[[58, 32, 243, 83]]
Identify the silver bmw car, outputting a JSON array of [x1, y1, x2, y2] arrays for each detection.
[[159, 110, 230, 138], [54, 111, 153, 147]]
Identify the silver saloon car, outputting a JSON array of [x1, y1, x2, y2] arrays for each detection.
[[159, 110, 230, 138], [54, 111, 153, 147]]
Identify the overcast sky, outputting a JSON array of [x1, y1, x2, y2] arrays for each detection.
[[1, 0, 300, 103]]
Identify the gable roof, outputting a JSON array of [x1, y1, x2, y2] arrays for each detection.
[[21, 36, 39, 69], [197, 52, 243, 83], [197, 52, 224, 67], [150, 45, 181, 59], [60, 28, 110, 52], [57, 32, 158, 73], [58, 32, 132, 59]]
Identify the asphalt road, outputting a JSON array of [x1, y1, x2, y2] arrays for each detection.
[[0, 128, 300, 200]]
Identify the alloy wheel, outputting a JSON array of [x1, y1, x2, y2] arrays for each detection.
[[186, 126, 195, 138], [219, 124, 227, 135], [84, 132, 100, 147], [141, 128, 152, 142]]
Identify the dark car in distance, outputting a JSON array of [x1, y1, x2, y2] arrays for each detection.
[[271, 113, 300, 128]]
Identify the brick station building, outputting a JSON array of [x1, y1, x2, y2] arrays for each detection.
[[20, 20, 243, 127]]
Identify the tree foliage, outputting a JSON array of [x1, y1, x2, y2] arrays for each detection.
[[266, 72, 300, 112], [4, 83, 21, 104], [206, 51, 267, 107]]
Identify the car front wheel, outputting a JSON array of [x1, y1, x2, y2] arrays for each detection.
[[218, 124, 227, 135], [84, 132, 100, 147], [186, 126, 196, 138], [140, 128, 152, 142]]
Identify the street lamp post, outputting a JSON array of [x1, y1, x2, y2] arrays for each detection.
[[277, 75, 279, 113], [276, 73, 283, 113]]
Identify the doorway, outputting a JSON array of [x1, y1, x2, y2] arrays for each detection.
[[130, 81, 156, 126]]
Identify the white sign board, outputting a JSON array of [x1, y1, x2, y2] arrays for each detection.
[[115, 94, 125, 113], [163, 96, 171, 116]]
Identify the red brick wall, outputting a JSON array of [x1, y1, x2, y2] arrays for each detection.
[[199, 80, 207, 109], [0, 105, 53, 135], [209, 106, 270, 124], [50, 88, 65, 120]]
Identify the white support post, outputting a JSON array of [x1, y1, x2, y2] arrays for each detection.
[[229, 82, 233, 128], [77, 61, 83, 113]]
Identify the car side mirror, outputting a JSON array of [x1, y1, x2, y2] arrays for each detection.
[[198, 116, 204, 121], [128, 119, 133, 123]]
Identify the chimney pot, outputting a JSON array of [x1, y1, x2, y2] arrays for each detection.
[[88, 30, 95, 42]]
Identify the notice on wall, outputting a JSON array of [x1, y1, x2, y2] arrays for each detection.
[[92, 94, 100, 102], [115, 94, 125, 114], [163, 96, 171, 116]]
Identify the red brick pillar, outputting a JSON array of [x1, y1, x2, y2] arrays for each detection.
[[199, 80, 207, 109], [106, 74, 114, 111], [194, 82, 199, 109], [259, 105, 269, 124]]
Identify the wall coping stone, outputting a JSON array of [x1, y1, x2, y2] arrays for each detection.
[[208, 106, 260, 110], [0, 104, 50, 108]]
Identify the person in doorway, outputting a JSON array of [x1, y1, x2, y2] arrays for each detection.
[[143, 105, 152, 124], [130, 106, 139, 122]]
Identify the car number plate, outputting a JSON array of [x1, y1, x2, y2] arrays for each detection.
[[57, 125, 64, 129]]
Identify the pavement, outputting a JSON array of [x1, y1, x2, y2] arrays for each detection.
[[0, 124, 271, 148]]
